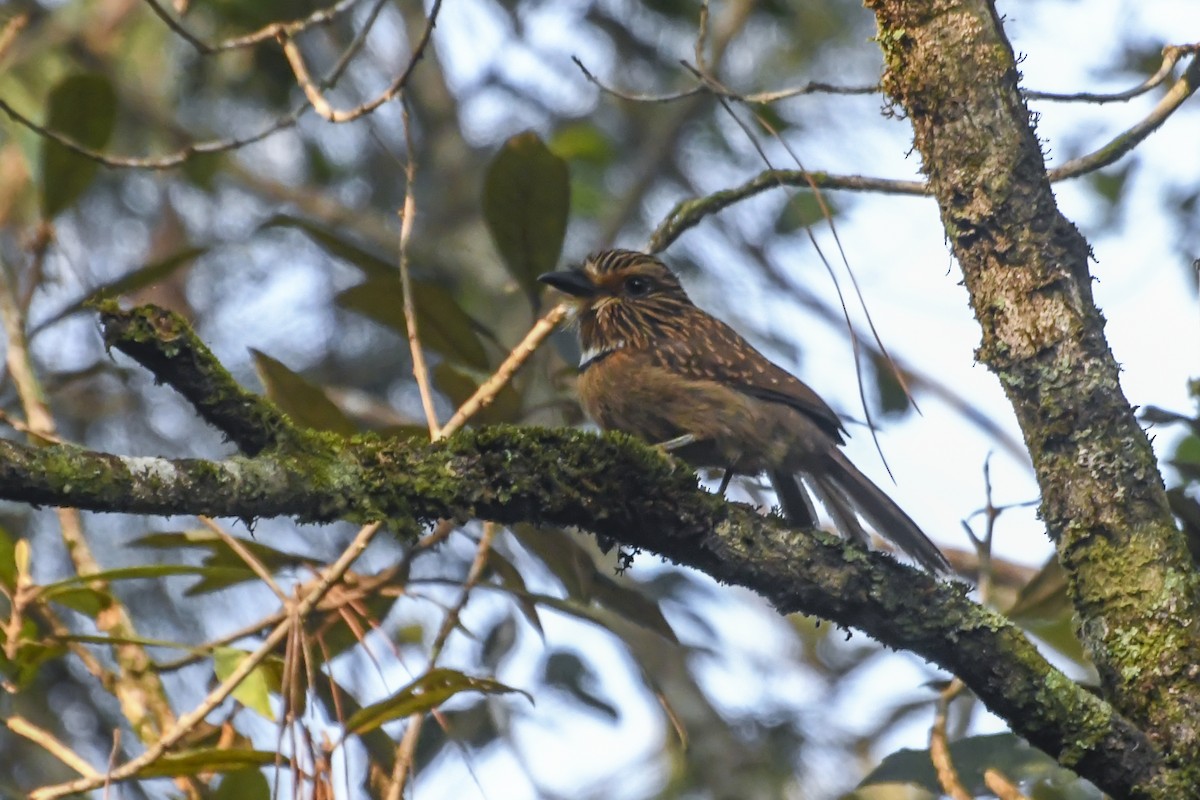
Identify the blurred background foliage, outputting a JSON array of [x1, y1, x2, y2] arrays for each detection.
[[0, 0, 1196, 798]]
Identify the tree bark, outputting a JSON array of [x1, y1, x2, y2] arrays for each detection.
[[865, 0, 1200, 789]]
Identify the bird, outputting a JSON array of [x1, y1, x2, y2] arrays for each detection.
[[538, 249, 950, 573]]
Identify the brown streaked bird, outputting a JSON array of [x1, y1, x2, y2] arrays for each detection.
[[539, 249, 949, 573]]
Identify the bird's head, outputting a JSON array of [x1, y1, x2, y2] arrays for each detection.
[[538, 250, 694, 358]]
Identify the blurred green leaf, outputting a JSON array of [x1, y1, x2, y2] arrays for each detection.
[[40, 73, 117, 217], [1167, 487, 1200, 563], [0, 622, 69, 690], [861, 732, 1061, 793], [213, 768, 271, 800], [1005, 557, 1069, 621], [251, 349, 360, 436], [38, 247, 206, 332], [0, 525, 16, 590], [214, 647, 281, 719], [486, 548, 544, 635], [432, 363, 521, 425], [870, 351, 912, 416], [131, 529, 318, 595], [483, 131, 570, 307], [344, 668, 530, 736], [543, 650, 618, 719], [550, 123, 615, 165], [1171, 434, 1200, 482], [481, 614, 519, 670], [40, 564, 219, 602], [262, 214, 396, 279], [182, 152, 223, 191], [338, 278, 490, 370], [510, 524, 597, 600], [593, 574, 678, 644], [44, 586, 113, 617], [135, 748, 278, 779], [775, 190, 838, 234]]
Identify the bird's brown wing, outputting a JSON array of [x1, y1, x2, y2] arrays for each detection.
[[649, 315, 846, 442]]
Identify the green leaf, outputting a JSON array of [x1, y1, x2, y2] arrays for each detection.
[[40, 73, 118, 217], [213, 768, 271, 800], [542, 650, 617, 718], [775, 189, 838, 234], [432, 363, 521, 425], [251, 349, 359, 436], [37, 247, 207, 332], [261, 214, 396, 279], [483, 131, 570, 307], [510, 524, 597, 601], [592, 574, 678, 644], [344, 668, 530, 736], [337, 278, 490, 370], [860, 732, 1061, 793], [486, 549, 543, 635], [45, 587, 112, 617], [1005, 557, 1069, 621], [870, 350, 911, 416], [0, 525, 17, 590], [39, 564, 218, 597], [550, 123, 614, 165], [213, 647, 281, 720], [130, 529, 318, 595], [134, 748, 278, 779]]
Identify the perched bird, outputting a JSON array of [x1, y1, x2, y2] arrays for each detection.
[[539, 249, 949, 573]]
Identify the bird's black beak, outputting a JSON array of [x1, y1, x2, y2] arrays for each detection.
[[538, 269, 598, 298]]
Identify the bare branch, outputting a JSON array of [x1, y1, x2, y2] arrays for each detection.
[[277, 0, 443, 124], [141, 0, 361, 55]]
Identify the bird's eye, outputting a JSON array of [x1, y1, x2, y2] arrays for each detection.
[[623, 276, 653, 296]]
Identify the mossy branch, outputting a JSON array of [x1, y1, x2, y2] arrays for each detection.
[[98, 302, 313, 455], [0, 423, 1175, 798], [0, 302, 1173, 795]]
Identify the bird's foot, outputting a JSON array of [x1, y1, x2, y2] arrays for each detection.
[[715, 468, 735, 497]]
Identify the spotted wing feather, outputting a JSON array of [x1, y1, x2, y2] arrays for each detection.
[[649, 315, 845, 442]]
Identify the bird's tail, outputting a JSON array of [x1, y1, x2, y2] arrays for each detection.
[[770, 455, 950, 573]]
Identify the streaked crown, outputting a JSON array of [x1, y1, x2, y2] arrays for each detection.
[[539, 250, 696, 354]]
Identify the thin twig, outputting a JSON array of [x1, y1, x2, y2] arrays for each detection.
[[647, 169, 928, 254], [5, 716, 101, 779], [680, 59, 908, 479], [1028, 43, 1198, 103], [200, 516, 289, 604], [573, 55, 877, 104], [0, 97, 307, 170], [141, 0, 361, 55], [277, 0, 443, 124], [578, 43, 1197, 106], [1049, 52, 1200, 180], [930, 679, 971, 800], [0, 11, 30, 63], [395, 100, 440, 438], [436, 304, 568, 440], [984, 768, 1031, 800], [387, 522, 499, 800], [324, 0, 391, 87], [0, 0, 437, 168], [30, 521, 385, 800]]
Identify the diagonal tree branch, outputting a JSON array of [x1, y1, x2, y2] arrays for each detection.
[[0, 425, 1178, 797], [0, 304, 1185, 796]]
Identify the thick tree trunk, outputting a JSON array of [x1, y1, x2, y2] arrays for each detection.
[[865, 0, 1200, 793]]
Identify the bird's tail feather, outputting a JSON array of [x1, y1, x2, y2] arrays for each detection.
[[768, 469, 819, 531], [770, 458, 950, 573]]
